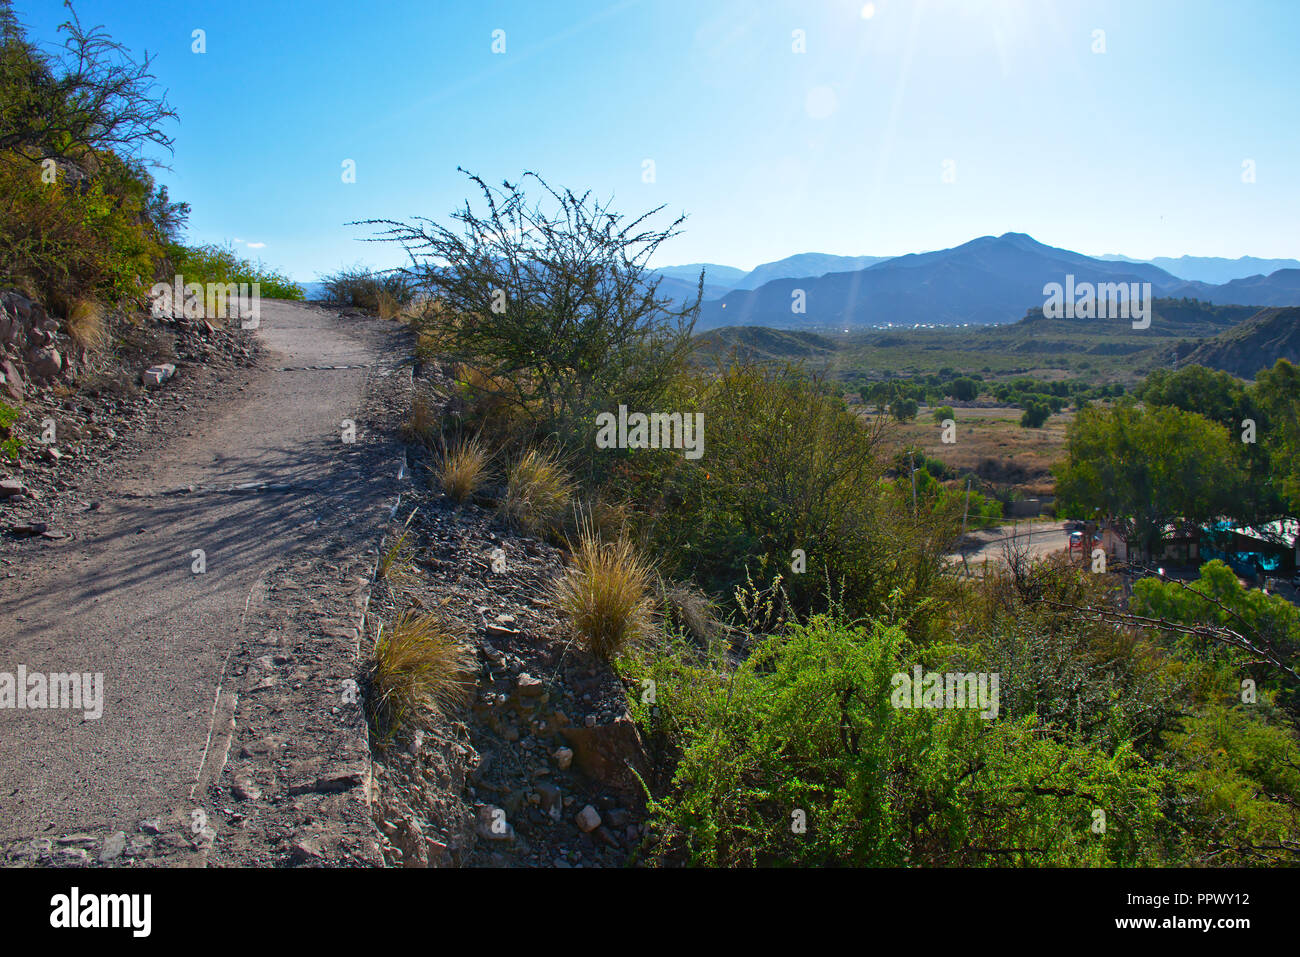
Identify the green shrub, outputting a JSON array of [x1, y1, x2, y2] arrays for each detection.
[[168, 242, 303, 300], [0, 151, 163, 305], [1019, 400, 1051, 428], [0, 400, 20, 460], [631, 613, 1176, 866]]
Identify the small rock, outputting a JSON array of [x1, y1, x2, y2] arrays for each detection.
[[99, 831, 126, 862], [290, 838, 326, 864], [575, 805, 602, 833], [516, 673, 544, 697], [231, 773, 262, 801], [553, 747, 574, 771]]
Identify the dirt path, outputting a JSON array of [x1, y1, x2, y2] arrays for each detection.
[[0, 301, 405, 858]]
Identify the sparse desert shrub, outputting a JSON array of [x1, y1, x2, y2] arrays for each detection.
[[364, 608, 474, 745], [554, 526, 654, 660], [1020, 399, 1051, 429], [376, 288, 400, 320], [359, 170, 697, 446], [0, 151, 163, 305], [319, 265, 412, 313], [0, 401, 20, 460], [438, 434, 490, 504], [65, 298, 107, 351], [376, 510, 418, 592], [400, 393, 438, 449], [565, 497, 631, 545], [655, 577, 719, 644], [503, 447, 574, 535]]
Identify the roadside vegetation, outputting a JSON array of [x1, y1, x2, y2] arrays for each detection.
[[373, 170, 1300, 866], [0, 1, 300, 447]]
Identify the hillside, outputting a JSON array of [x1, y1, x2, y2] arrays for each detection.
[[1179, 306, 1300, 378], [691, 298, 1260, 383], [691, 325, 838, 363]]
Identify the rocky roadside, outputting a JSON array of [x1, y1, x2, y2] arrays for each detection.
[[365, 364, 656, 869], [0, 289, 261, 549]]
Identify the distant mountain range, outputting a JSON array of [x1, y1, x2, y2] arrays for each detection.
[[676, 233, 1300, 331], [301, 238, 1300, 333], [1096, 254, 1300, 284]]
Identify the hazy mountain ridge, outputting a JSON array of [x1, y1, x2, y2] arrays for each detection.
[[1097, 254, 1300, 284], [690, 234, 1300, 331]]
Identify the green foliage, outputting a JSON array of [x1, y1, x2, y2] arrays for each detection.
[[890, 395, 919, 421], [0, 150, 164, 304], [0, 399, 19, 460], [1054, 403, 1242, 558], [1134, 364, 1249, 427], [168, 243, 303, 301], [945, 376, 978, 401], [1019, 399, 1051, 428], [624, 361, 954, 622], [1131, 560, 1300, 700], [1252, 359, 1300, 513], [932, 404, 955, 423], [0, 5, 186, 306], [631, 614, 1176, 866]]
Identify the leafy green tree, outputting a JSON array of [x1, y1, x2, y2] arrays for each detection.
[[1054, 404, 1242, 559], [1252, 359, 1300, 512], [1020, 400, 1051, 428], [890, 396, 918, 421], [946, 377, 978, 401], [1134, 364, 1247, 426]]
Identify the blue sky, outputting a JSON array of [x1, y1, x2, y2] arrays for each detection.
[[16, 0, 1300, 279]]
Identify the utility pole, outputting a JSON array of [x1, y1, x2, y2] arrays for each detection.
[[961, 477, 971, 536], [909, 451, 917, 516], [960, 477, 972, 578]]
